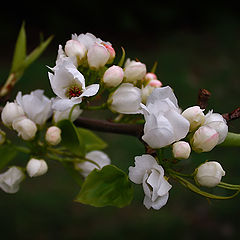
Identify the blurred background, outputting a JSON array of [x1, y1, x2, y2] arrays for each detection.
[[0, 1, 240, 239]]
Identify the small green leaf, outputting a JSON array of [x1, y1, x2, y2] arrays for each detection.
[[57, 119, 85, 157], [77, 128, 107, 152], [76, 165, 134, 208], [118, 47, 125, 67], [22, 35, 53, 70], [219, 132, 240, 147], [0, 144, 18, 170], [10, 22, 27, 74]]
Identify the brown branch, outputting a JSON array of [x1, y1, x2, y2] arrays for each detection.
[[74, 116, 144, 138], [197, 89, 211, 109], [222, 107, 240, 123]]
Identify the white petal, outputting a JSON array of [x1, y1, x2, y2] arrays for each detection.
[[143, 193, 169, 210], [128, 154, 157, 184], [80, 84, 99, 97], [147, 169, 162, 201], [52, 98, 76, 111], [157, 178, 172, 196]]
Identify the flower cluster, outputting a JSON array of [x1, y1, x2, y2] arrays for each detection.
[[0, 30, 239, 211]]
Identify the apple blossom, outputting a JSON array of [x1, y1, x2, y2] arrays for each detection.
[[182, 106, 205, 132], [53, 105, 82, 123], [26, 158, 48, 177], [195, 161, 225, 187], [204, 110, 228, 144], [192, 126, 219, 152], [172, 141, 191, 159], [124, 59, 147, 83], [75, 150, 111, 178], [103, 65, 124, 87], [16, 90, 52, 126], [12, 116, 37, 141], [45, 126, 62, 145], [129, 154, 172, 210], [141, 79, 163, 103], [64, 39, 87, 64], [0, 167, 25, 194], [108, 83, 142, 114], [48, 58, 99, 111], [1, 102, 25, 127], [141, 86, 190, 149]]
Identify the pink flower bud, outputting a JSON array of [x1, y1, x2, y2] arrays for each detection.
[[195, 161, 225, 187], [149, 79, 163, 88], [192, 126, 219, 152], [144, 72, 157, 82], [103, 65, 124, 87], [103, 43, 115, 64], [45, 126, 62, 145], [87, 43, 110, 69], [172, 141, 191, 159], [64, 40, 87, 64]]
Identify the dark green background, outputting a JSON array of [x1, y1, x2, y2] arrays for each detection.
[[0, 2, 240, 239]]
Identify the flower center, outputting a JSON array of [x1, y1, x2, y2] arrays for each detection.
[[67, 85, 83, 99]]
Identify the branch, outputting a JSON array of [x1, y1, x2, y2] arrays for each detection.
[[74, 116, 144, 138], [222, 107, 240, 123], [197, 88, 211, 109]]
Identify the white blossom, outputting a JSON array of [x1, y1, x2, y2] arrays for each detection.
[[124, 59, 147, 83], [26, 158, 48, 177], [12, 116, 37, 141], [1, 102, 25, 127], [129, 154, 172, 210], [192, 126, 219, 152], [16, 90, 52, 126], [0, 167, 25, 193], [141, 86, 190, 149], [204, 110, 228, 144], [108, 83, 142, 114], [75, 150, 111, 178], [48, 59, 99, 111], [195, 161, 225, 187], [182, 106, 205, 132]]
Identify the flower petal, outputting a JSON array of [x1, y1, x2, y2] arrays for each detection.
[[52, 98, 76, 111], [80, 84, 99, 98], [157, 178, 172, 197], [143, 193, 169, 210]]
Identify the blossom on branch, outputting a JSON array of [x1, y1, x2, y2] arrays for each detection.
[[129, 154, 172, 210], [141, 86, 190, 149]]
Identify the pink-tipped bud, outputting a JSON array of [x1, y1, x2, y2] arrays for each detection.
[[149, 79, 162, 88], [144, 72, 157, 82], [103, 43, 115, 64], [103, 65, 124, 87], [192, 126, 219, 152], [45, 126, 62, 145]]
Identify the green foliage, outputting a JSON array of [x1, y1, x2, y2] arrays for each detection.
[[76, 165, 134, 208], [77, 127, 107, 152], [0, 143, 18, 170], [57, 120, 85, 157], [219, 132, 240, 147]]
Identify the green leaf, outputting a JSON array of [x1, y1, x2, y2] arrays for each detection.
[[0, 144, 18, 170], [77, 128, 107, 152], [219, 132, 240, 147], [76, 165, 134, 208], [22, 35, 53, 70], [57, 119, 85, 157], [118, 47, 125, 67], [10, 22, 27, 74]]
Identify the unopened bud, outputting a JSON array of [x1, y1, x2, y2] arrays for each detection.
[[65, 40, 87, 64], [172, 141, 191, 159], [192, 126, 219, 152], [195, 161, 225, 187], [103, 43, 115, 64], [45, 126, 61, 145], [0, 167, 25, 193], [1, 102, 25, 127], [144, 72, 157, 82], [103, 65, 124, 87], [124, 59, 147, 82], [26, 158, 48, 177], [182, 106, 205, 132], [12, 117, 37, 141], [87, 43, 110, 69]]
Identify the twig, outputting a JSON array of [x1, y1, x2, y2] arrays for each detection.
[[197, 88, 211, 109], [222, 107, 240, 123]]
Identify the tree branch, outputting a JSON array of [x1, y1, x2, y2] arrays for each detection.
[[197, 88, 211, 109]]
